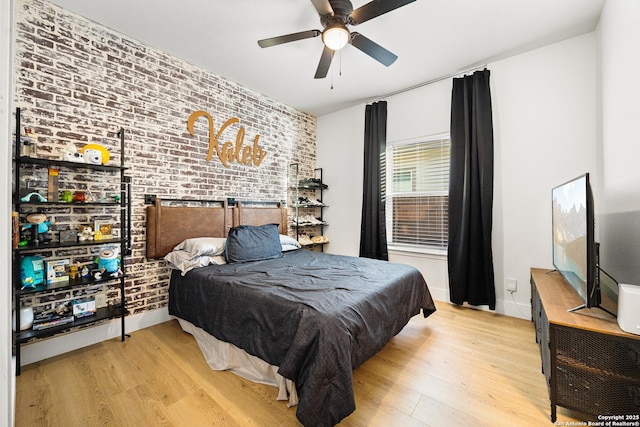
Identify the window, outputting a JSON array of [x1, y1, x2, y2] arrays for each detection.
[[385, 135, 450, 251]]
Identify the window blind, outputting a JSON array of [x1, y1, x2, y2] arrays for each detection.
[[386, 137, 450, 249]]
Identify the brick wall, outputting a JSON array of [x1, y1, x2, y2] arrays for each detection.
[[14, 0, 317, 315]]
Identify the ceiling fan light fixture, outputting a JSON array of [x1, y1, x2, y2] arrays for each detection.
[[322, 24, 350, 51]]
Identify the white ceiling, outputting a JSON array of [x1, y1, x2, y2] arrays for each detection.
[[48, 0, 605, 117]]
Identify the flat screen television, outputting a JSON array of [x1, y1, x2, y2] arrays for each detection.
[[551, 173, 601, 312]]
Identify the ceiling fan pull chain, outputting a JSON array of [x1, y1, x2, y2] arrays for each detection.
[[330, 50, 341, 90]]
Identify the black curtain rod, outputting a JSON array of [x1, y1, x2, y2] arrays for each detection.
[[367, 63, 488, 104]]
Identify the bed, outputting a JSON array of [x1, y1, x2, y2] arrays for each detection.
[[146, 198, 436, 426]]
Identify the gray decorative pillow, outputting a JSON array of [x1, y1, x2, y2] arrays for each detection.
[[225, 224, 283, 263]]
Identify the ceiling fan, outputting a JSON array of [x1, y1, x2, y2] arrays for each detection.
[[257, 0, 416, 79]]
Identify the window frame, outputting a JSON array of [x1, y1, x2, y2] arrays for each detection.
[[385, 133, 450, 256]]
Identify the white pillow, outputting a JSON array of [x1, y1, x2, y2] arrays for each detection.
[[164, 250, 227, 276], [280, 234, 301, 252], [174, 237, 226, 257]]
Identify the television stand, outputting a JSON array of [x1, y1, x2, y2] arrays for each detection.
[[531, 268, 640, 422]]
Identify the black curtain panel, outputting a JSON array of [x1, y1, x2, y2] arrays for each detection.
[[360, 101, 389, 261], [448, 69, 496, 309]]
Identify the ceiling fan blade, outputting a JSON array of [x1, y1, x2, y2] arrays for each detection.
[[350, 32, 397, 66], [310, 0, 334, 16], [314, 46, 335, 79], [349, 0, 416, 25], [258, 30, 321, 48]]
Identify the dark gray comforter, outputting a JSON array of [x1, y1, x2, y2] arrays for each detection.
[[168, 249, 436, 426]]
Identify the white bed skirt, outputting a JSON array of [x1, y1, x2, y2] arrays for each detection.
[[177, 318, 299, 407]]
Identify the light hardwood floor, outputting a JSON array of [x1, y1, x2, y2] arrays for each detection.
[[15, 301, 587, 426]]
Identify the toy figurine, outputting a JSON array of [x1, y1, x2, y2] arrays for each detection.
[[22, 212, 54, 245], [73, 191, 86, 203], [81, 265, 90, 278], [69, 265, 77, 280], [60, 190, 73, 203]]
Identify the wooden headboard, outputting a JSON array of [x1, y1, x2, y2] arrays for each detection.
[[145, 198, 288, 259], [233, 201, 288, 234]]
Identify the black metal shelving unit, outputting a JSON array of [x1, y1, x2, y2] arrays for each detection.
[[12, 107, 130, 375], [289, 163, 328, 250]]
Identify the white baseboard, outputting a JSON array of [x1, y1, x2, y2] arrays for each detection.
[[431, 291, 532, 321], [427, 286, 449, 303], [496, 297, 532, 320], [20, 307, 171, 367]]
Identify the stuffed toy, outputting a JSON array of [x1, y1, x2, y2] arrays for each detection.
[[95, 246, 121, 279], [78, 225, 94, 241]]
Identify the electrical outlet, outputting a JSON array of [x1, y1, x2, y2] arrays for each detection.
[[95, 294, 107, 308], [506, 278, 517, 293]]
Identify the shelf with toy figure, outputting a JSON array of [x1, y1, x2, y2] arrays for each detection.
[[15, 246, 125, 303], [17, 201, 122, 207], [16, 155, 127, 172], [16, 270, 126, 296], [15, 237, 123, 254], [15, 304, 128, 342]]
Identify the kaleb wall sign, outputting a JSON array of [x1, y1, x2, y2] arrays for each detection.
[[187, 110, 267, 168]]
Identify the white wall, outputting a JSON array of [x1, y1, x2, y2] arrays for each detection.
[[1, 0, 14, 425], [317, 104, 366, 257], [597, 0, 640, 286], [317, 33, 598, 319], [491, 33, 597, 317]]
